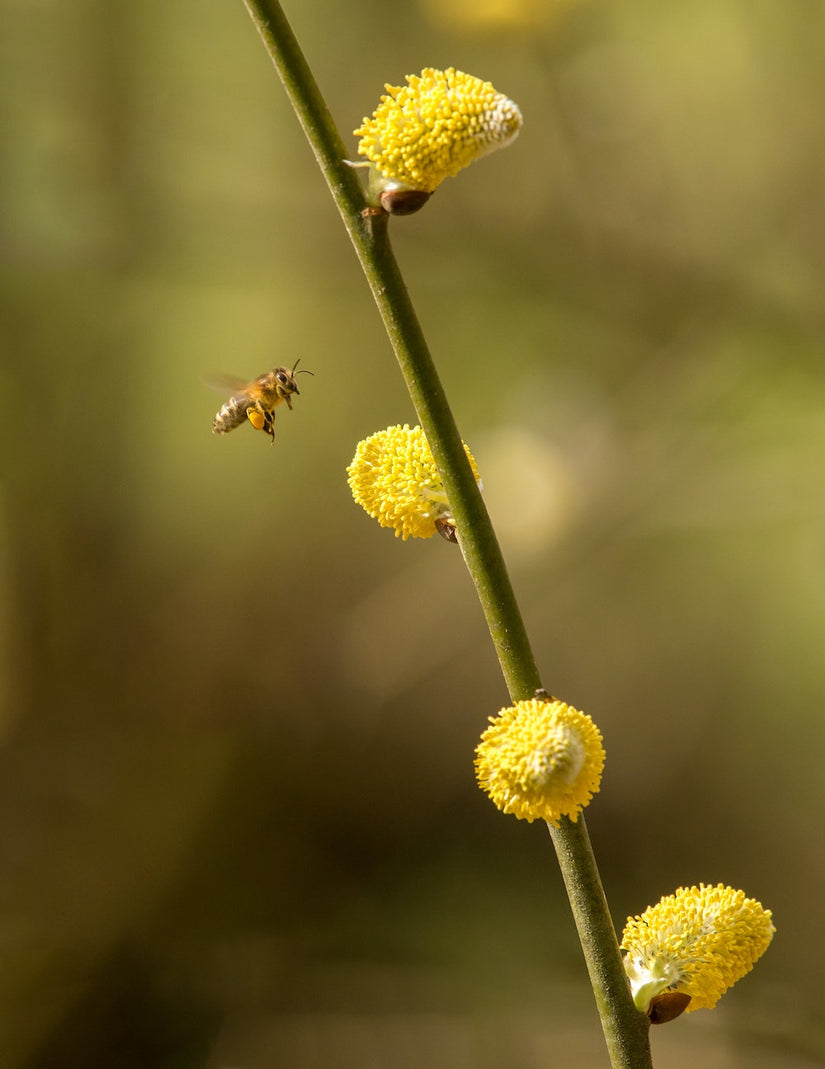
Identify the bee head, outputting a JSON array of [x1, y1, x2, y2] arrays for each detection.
[[280, 359, 312, 395], [275, 368, 298, 394]]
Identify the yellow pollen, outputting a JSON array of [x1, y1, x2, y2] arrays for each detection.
[[621, 884, 775, 1015], [355, 67, 522, 194], [347, 424, 481, 540], [475, 699, 605, 825]]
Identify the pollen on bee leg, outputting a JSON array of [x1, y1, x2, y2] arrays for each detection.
[[246, 409, 267, 431]]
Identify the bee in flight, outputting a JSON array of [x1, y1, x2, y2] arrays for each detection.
[[210, 361, 312, 445]]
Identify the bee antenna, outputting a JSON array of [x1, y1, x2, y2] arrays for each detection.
[[292, 358, 314, 377]]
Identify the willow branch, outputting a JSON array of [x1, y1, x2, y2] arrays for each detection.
[[240, 3, 653, 1065]]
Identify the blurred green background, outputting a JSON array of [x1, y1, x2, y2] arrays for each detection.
[[2, 1, 824, 1066]]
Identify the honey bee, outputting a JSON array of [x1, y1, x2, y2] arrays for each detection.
[[210, 361, 311, 444]]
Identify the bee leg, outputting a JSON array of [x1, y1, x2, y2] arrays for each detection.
[[262, 410, 276, 444], [246, 403, 276, 443]]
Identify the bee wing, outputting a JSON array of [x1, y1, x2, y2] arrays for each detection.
[[202, 373, 254, 396]]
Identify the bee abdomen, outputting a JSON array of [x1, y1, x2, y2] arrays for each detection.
[[212, 396, 250, 435]]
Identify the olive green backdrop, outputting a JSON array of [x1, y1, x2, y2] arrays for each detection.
[[1, 1, 824, 1066]]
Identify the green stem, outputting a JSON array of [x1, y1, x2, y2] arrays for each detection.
[[549, 818, 652, 1067], [361, 216, 542, 699], [241, 3, 653, 1065]]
